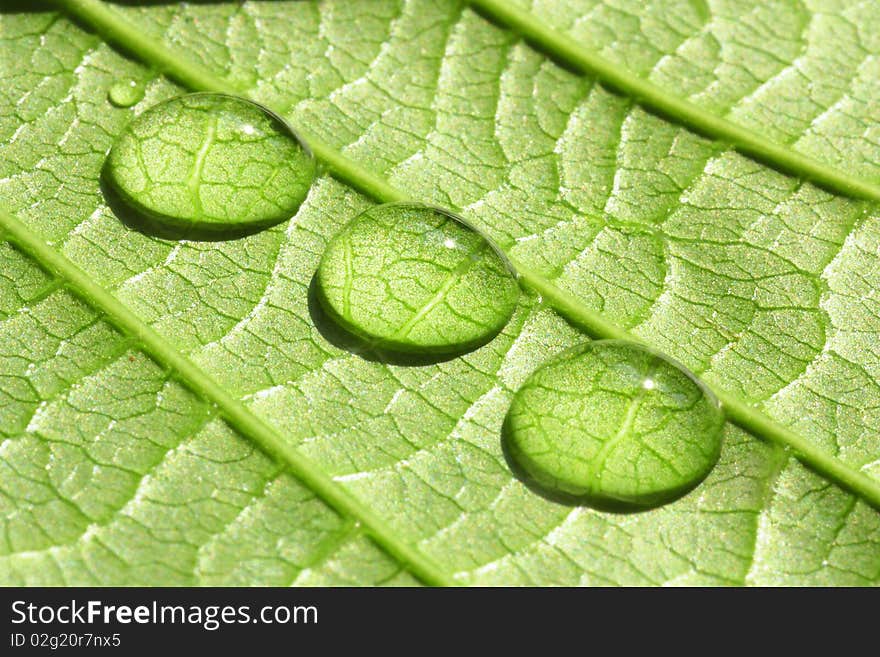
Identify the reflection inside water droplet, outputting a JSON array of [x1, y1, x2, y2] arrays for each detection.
[[108, 79, 145, 108], [103, 93, 316, 239], [314, 203, 520, 359], [504, 340, 724, 510]]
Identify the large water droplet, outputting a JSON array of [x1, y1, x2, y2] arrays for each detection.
[[108, 79, 145, 108], [504, 340, 723, 508], [315, 203, 520, 357], [104, 93, 316, 238]]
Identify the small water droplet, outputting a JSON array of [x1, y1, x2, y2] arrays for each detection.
[[504, 340, 723, 509], [315, 203, 519, 357], [103, 93, 316, 238], [108, 79, 145, 108]]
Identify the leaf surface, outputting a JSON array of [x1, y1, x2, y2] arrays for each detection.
[[1, 0, 880, 585]]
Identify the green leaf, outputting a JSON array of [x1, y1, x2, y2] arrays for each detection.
[[1, 0, 879, 585]]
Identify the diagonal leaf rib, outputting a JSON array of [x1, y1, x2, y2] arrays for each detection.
[[0, 207, 455, 587], [41, 0, 880, 511], [467, 0, 880, 203]]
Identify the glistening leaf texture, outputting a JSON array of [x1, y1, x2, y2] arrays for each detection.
[[1, 0, 879, 585]]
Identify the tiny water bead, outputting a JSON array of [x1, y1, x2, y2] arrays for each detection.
[[504, 340, 724, 508], [104, 93, 316, 236], [315, 204, 520, 356], [107, 79, 145, 108]]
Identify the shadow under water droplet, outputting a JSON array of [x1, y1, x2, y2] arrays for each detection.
[[1, 0, 45, 13], [100, 171, 277, 242], [307, 274, 470, 367]]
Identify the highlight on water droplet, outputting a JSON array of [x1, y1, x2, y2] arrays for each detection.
[[314, 203, 520, 358], [504, 340, 724, 509], [108, 78, 145, 108], [103, 93, 317, 238]]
